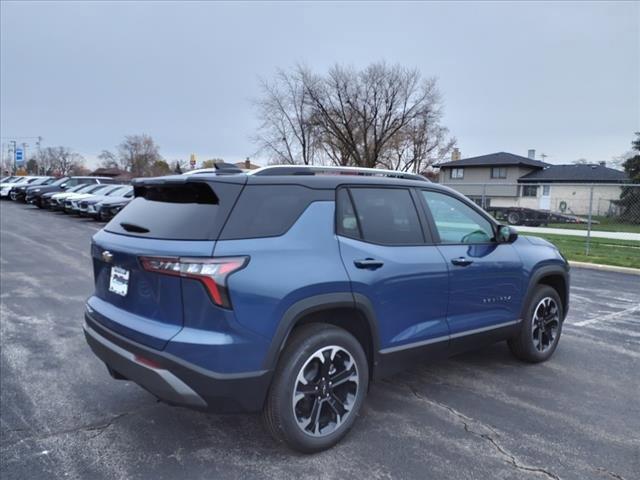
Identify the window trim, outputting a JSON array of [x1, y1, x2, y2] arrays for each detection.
[[490, 167, 507, 179], [450, 168, 464, 179], [335, 188, 363, 240], [522, 185, 538, 197], [335, 185, 434, 247], [417, 188, 499, 246]]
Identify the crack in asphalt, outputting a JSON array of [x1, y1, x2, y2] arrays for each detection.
[[597, 467, 627, 480], [1, 411, 133, 449], [392, 380, 562, 480]]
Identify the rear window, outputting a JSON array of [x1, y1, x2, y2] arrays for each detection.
[[219, 185, 332, 240], [105, 181, 243, 240]]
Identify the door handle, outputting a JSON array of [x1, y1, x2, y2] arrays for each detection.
[[354, 258, 384, 270], [451, 257, 473, 267]]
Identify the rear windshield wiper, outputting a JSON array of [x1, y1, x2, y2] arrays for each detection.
[[120, 222, 150, 234]]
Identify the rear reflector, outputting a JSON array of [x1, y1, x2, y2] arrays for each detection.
[[139, 256, 248, 309], [134, 355, 162, 369]]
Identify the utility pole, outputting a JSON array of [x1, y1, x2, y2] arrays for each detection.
[[36, 137, 43, 174], [22, 143, 28, 171], [9, 140, 17, 174]]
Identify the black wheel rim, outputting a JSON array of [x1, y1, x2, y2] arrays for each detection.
[[532, 297, 560, 352], [292, 345, 359, 437]]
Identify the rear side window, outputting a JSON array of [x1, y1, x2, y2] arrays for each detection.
[[340, 187, 424, 245], [220, 185, 330, 240], [105, 181, 243, 240]]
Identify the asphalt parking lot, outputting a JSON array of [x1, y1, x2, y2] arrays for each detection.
[[1, 200, 638, 480]]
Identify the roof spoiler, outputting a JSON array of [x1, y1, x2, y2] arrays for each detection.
[[213, 162, 244, 174]]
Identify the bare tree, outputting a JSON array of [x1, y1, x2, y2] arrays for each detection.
[[380, 102, 456, 173], [36, 147, 55, 175], [117, 134, 162, 176], [98, 149, 120, 169], [42, 146, 85, 176], [254, 67, 319, 165], [302, 63, 450, 168], [254, 62, 455, 171]]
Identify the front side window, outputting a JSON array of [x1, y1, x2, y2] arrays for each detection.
[[491, 167, 507, 179], [450, 168, 464, 179], [522, 185, 538, 197], [338, 187, 424, 245], [422, 190, 494, 244]]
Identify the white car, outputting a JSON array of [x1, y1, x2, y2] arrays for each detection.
[[49, 183, 99, 209], [0, 176, 45, 198], [60, 184, 113, 212]]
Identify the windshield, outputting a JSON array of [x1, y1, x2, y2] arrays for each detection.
[[64, 184, 86, 193], [50, 177, 70, 187], [106, 186, 131, 196], [83, 184, 110, 194], [29, 177, 51, 186], [100, 185, 125, 196]]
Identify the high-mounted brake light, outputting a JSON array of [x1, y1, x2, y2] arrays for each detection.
[[139, 256, 248, 309]]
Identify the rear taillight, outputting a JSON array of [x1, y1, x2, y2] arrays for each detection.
[[139, 256, 248, 309]]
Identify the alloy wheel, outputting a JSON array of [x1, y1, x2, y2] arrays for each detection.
[[292, 345, 359, 437], [532, 297, 560, 352]]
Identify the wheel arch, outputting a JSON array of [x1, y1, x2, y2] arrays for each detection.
[[263, 293, 380, 379], [523, 265, 570, 320]]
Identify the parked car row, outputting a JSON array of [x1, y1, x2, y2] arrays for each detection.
[[0, 175, 133, 222]]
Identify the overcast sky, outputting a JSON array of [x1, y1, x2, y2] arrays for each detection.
[[1, 1, 638, 167]]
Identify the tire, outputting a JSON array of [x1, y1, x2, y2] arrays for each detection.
[[507, 211, 521, 225], [263, 323, 369, 453], [508, 285, 563, 363]]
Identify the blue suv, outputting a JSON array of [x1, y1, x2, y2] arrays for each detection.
[[84, 165, 569, 452]]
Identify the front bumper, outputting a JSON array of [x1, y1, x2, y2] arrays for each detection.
[[84, 312, 272, 413]]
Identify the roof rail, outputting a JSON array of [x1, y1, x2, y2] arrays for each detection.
[[250, 165, 428, 182], [183, 163, 244, 176]]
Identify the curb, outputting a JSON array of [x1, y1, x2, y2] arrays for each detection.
[[569, 261, 640, 276]]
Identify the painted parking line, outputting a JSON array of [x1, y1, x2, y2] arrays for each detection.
[[572, 305, 640, 327]]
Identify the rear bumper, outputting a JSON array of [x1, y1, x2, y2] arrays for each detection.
[[84, 312, 272, 413]]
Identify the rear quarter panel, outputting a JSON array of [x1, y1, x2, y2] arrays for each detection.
[[213, 201, 350, 342]]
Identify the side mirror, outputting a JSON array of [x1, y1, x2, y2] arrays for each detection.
[[497, 225, 518, 244], [60, 183, 67, 189]]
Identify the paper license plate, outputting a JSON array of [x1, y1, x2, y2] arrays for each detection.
[[109, 266, 130, 297]]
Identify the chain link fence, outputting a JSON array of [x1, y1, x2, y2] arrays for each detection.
[[439, 182, 640, 268]]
